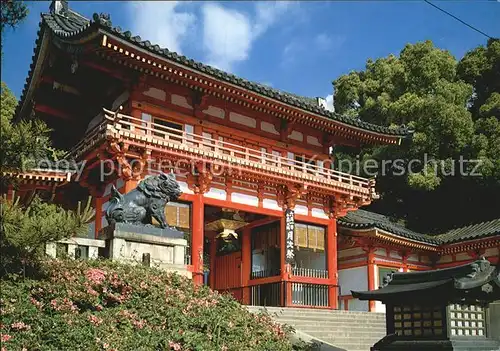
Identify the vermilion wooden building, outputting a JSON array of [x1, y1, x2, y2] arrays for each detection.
[[8, 1, 499, 311]]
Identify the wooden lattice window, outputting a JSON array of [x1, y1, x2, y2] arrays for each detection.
[[448, 304, 486, 337], [393, 304, 445, 337], [294, 223, 325, 251]]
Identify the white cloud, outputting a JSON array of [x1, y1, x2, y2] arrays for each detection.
[[282, 33, 346, 68], [201, 3, 253, 71], [325, 94, 334, 112], [127, 1, 196, 54], [202, 1, 293, 72], [315, 33, 333, 51]]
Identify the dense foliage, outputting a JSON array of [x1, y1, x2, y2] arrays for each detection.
[[0, 259, 307, 351], [0, 196, 95, 276], [1, 82, 63, 188], [1, 0, 28, 31], [333, 39, 500, 233]]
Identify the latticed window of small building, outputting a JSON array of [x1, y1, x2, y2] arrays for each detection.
[[448, 304, 486, 337], [392, 304, 445, 337]]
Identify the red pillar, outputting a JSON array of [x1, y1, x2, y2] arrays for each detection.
[[191, 194, 204, 285], [94, 196, 104, 238], [280, 213, 293, 307], [367, 247, 376, 312], [241, 226, 251, 305], [327, 216, 338, 309]]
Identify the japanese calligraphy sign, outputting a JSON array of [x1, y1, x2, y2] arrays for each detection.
[[285, 208, 295, 264]]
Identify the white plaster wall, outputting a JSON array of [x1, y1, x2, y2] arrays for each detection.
[[311, 208, 328, 219], [408, 253, 419, 262], [229, 112, 256, 128], [349, 299, 369, 312], [439, 255, 453, 263], [289, 130, 303, 142], [171, 94, 192, 109], [338, 247, 365, 258], [203, 105, 225, 119], [177, 181, 193, 194], [231, 192, 258, 206], [294, 205, 308, 215], [389, 250, 402, 259], [263, 199, 281, 210], [261, 121, 279, 135], [306, 135, 321, 146], [143, 87, 166, 101], [204, 187, 227, 200], [375, 248, 386, 256], [338, 266, 368, 295]]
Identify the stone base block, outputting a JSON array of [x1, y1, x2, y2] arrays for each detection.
[[99, 223, 191, 278]]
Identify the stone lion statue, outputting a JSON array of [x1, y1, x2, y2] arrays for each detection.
[[105, 172, 181, 229]]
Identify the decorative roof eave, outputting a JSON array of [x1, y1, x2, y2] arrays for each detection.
[[3, 169, 74, 183], [98, 32, 403, 145], [338, 217, 441, 245], [442, 236, 500, 255], [15, 19, 51, 123], [342, 227, 440, 251], [14, 14, 99, 123], [374, 228, 441, 252]]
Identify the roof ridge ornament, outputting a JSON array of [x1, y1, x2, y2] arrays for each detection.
[[92, 12, 112, 27], [49, 0, 69, 15]]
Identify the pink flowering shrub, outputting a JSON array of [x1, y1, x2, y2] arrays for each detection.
[[0, 259, 310, 350]]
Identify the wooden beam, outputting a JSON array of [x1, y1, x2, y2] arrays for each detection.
[[80, 59, 132, 82], [34, 104, 73, 120]]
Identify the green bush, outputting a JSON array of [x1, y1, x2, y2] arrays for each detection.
[[0, 259, 309, 350]]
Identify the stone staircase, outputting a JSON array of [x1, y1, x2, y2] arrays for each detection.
[[247, 306, 386, 351]]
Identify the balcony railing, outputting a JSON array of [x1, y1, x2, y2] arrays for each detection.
[[291, 267, 329, 279], [70, 108, 376, 197]]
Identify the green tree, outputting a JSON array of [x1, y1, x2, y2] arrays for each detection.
[[1, 195, 95, 276], [333, 40, 500, 233], [1, 82, 63, 186], [459, 39, 500, 180], [1, 0, 28, 31]]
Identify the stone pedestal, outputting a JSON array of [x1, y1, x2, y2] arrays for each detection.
[[98, 223, 191, 278]]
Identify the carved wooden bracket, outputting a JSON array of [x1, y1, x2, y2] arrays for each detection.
[[187, 161, 213, 194], [277, 183, 308, 210]]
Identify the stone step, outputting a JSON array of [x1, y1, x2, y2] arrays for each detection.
[[271, 316, 385, 328], [247, 306, 386, 351]]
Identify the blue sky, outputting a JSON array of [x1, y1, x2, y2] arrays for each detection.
[[2, 1, 499, 109]]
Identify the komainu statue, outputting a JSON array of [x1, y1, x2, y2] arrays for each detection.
[[105, 173, 181, 228]]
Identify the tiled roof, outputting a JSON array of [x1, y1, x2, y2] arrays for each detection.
[[15, 7, 409, 138], [436, 218, 500, 244], [338, 209, 440, 245], [338, 209, 500, 246]]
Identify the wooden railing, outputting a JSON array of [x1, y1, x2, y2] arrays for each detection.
[[70, 108, 376, 195], [291, 267, 329, 279], [290, 282, 330, 307]]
